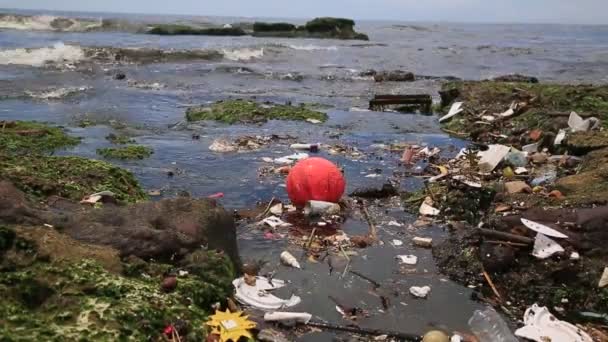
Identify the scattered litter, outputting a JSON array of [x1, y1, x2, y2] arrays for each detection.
[[290, 143, 319, 152], [396, 255, 418, 265], [262, 157, 274, 163], [413, 237, 433, 248], [505, 149, 528, 167], [418, 146, 441, 158], [422, 331, 450, 342], [264, 312, 312, 324], [80, 191, 115, 204], [521, 218, 568, 239], [504, 181, 531, 194], [304, 200, 341, 216], [554, 129, 567, 145], [280, 251, 301, 269], [481, 115, 495, 122], [532, 233, 564, 259], [469, 307, 518, 342], [498, 101, 516, 117], [147, 189, 162, 196], [208, 192, 224, 199], [262, 216, 292, 229], [209, 139, 237, 153], [522, 142, 539, 153], [570, 252, 580, 260], [419, 197, 440, 216], [409, 286, 431, 298], [477, 144, 510, 172], [514, 167, 528, 175], [365, 173, 382, 178], [387, 221, 403, 227], [514, 304, 593, 342], [439, 102, 463, 123], [270, 203, 283, 216], [274, 153, 309, 164], [429, 165, 449, 182], [530, 167, 557, 186], [401, 146, 415, 164], [206, 309, 256, 342], [599, 268, 608, 288], [452, 175, 482, 188], [233, 276, 301, 310], [391, 239, 403, 246], [306, 118, 322, 124], [568, 111, 600, 132]]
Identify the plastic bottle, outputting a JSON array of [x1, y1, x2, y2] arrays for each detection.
[[468, 307, 518, 342]]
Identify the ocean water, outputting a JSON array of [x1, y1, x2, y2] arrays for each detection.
[[1, 8, 606, 340]]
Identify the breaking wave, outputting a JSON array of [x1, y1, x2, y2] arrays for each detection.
[[286, 44, 338, 51], [221, 47, 264, 61], [0, 42, 86, 67], [25, 86, 91, 100], [0, 13, 103, 31]]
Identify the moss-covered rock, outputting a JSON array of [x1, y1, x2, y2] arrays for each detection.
[[147, 24, 246, 36], [253, 22, 296, 32], [556, 147, 608, 206], [252, 17, 368, 40], [97, 145, 153, 160], [0, 121, 79, 154], [185, 99, 328, 124], [105, 133, 135, 145]]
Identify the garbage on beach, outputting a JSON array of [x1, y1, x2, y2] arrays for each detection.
[[413, 237, 433, 248], [505, 149, 527, 167], [439, 102, 463, 123], [396, 254, 418, 265], [568, 111, 600, 132], [205, 309, 256, 342], [514, 304, 593, 342], [409, 285, 431, 298], [469, 307, 518, 342], [514, 167, 528, 175], [521, 218, 568, 239], [290, 143, 319, 152], [522, 142, 539, 153], [599, 267, 608, 288], [477, 144, 510, 172], [422, 330, 450, 342], [209, 138, 237, 152], [504, 181, 531, 194], [270, 203, 283, 215], [532, 233, 564, 259], [554, 129, 567, 145], [429, 165, 449, 182], [303, 200, 341, 216], [261, 216, 292, 229], [419, 197, 440, 216], [452, 175, 482, 188], [233, 276, 301, 310], [306, 118, 322, 124], [274, 153, 309, 165], [264, 311, 312, 324], [286, 157, 345, 207], [280, 251, 301, 269], [391, 239, 403, 246], [80, 190, 116, 204]]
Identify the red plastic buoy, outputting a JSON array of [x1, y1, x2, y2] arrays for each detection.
[[286, 157, 345, 207]]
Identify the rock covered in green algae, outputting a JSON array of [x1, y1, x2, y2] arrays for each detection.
[[0, 225, 235, 341], [0, 121, 79, 154], [105, 133, 135, 145], [147, 24, 247, 36], [252, 17, 369, 40], [96, 145, 153, 160], [185, 99, 328, 124]]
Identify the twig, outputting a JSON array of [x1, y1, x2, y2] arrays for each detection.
[[483, 269, 503, 302], [255, 196, 276, 220], [360, 205, 377, 240], [300, 227, 317, 262], [441, 128, 469, 137], [306, 321, 421, 341], [477, 228, 533, 245], [485, 240, 529, 247], [423, 181, 436, 202], [338, 244, 351, 278], [349, 270, 381, 288]]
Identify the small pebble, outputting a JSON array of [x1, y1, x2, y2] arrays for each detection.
[[161, 276, 177, 293]]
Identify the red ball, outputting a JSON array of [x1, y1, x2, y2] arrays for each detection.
[[286, 157, 345, 207]]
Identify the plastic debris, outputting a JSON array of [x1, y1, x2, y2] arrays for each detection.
[[429, 165, 449, 182], [365, 173, 381, 178], [280, 251, 301, 269], [514, 167, 528, 175], [388, 221, 403, 227], [522, 142, 539, 153], [452, 175, 482, 188], [264, 312, 312, 324], [392, 239, 403, 246], [498, 101, 517, 117], [303, 200, 341, 216], [233, 276, 301, 310], [554, 129, 567, 145], [418, 146, 441, 158], [477, 144, 510, 172], [505, 149, 527, 167], [439, 102, 463, 123], [287, 157, 345, 206], [208, 192, 224, 199], [269, 203, 283, 216], [521, 218, 568, 239], [290, 143, 319, 152], [568, 111, 600, 132], [396, 255, 418, 265], [413, 237, 433, 248], [530, 167, 557, 186], [306, 118, 322, 124], [209, 139, 237, 153], [409, 286, 431, 298], [532, 233, 564, 259], [599, 267, 608, 288], [422, 331, 450, 342], [401, 146, 415, 164], [419, 197, 440, 216], [80, 190, 115, 204], [261, 216, 292, 229], [206, 309, 257, 342], [274, 153, 309, 164], [514, 304, 593, 342], [504, 181, 531, 194], [469, 307, 518, 342], [570, 252, 580, 260]]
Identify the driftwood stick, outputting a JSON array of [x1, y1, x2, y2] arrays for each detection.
[[306, 321, 422, 341], [483, 269, 503, 302], [349, 270, 381, 288], [477, 228, 533, 245], [360, 205, 377, 240]]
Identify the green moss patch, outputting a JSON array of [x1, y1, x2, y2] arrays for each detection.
[[97, 145, 153, 160], [0, 121, 79, 154], [252, 17, 368, 40], [147, 24, 246, 36], [185, 99, 328, 124], [105, 133, 135, 145]]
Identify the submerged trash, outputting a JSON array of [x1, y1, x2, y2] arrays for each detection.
[[419, 197, 440, 216], [469, 307, 518, 342], [304, 200, 341, 216], [274, 153, 309, 165], [206, 309, 257, 342], [396, 255, 418, 265], [290, 143, 319, 152], [413, 237, 433, 248], [261, 216, 292, 229], [521, 218, 568, 239], [514, 304, 593, 342], [280, 251, 301, 269], [439, 102, 463, 123], [233, 276, 301, 310], [477, 145, 510, 172], [264, 311, 312, 324], [532, 233, 564, 259], [409, 286, 431, 298]]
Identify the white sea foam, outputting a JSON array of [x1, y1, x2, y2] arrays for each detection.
[[287, 44, 338, 51], [26, 86, 90, 100], [0, 42, 86, 67], [221, 48, 264, 61], [0, 14, 102, 31]]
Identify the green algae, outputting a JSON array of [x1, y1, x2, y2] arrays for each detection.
[[0, 121, 79, 154], [185, 99, 328, 124], [252, 17, 368, 40], [105, 133, 135, 145], [148, 24, 246, 36], [96, 145, 153, 160]]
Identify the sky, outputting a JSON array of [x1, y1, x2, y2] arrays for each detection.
[[3, 0, 607, 25]]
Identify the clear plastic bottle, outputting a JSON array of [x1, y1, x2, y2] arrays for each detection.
[[468, 307, 518, 342]]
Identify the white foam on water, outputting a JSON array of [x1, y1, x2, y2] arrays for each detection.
[[221, 48, 264, 61], [0, 42, 86, 67], [25, 86, 91, 100], [287, 44, 338, 51], [0, 14, 102, 31]]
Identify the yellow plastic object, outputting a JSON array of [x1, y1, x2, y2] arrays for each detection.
[[205, 309, 257, 342]]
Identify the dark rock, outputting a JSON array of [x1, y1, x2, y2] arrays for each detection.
[[492, 74, 539, 83], [359, 69, 377, 77], [350, 183, 398, 198], [253, 22, 296, 32], [113, 73, 126, 80], [479, 242, 516, 273], [373, 70, 415, 82], [439, 87, 460, 107]]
